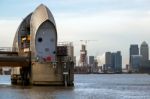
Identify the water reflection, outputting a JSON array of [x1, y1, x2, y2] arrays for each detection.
[[0, 74, 150, 99]]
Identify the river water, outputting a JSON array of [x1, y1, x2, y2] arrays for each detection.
[[0, 74, 150, 99]]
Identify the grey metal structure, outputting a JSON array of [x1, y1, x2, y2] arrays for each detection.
[[3, 4, 74, 86]]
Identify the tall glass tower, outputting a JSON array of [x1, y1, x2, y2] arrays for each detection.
[[140, 41, 149, 61], [129, 44, 139, 64]]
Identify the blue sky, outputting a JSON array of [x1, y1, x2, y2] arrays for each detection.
[[1, 0, 150, 66]]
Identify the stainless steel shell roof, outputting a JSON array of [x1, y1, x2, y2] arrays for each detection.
[[30, 4, 56, 35], [13, 4, 57, 53]]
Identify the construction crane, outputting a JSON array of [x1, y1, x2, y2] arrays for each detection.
[[80, 40, 97, 46], [79, 40, 97, 67]]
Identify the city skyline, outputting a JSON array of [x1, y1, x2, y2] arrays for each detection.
[[1, 0, 150, 67]]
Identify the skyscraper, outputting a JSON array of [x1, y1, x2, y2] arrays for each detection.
[[79, 44, 87, 66], [131, 55, 142, 72], [105, 52, 112, 68], [104, 51, 122, 73], [111, 51, 122, 72], [89, 56, 94, 66], [129, 44, 139, 64], [111, 53, 115, 70], [140, 41, 149, 61], [115, 51, 122, 72]]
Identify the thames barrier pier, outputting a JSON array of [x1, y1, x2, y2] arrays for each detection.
[[0, 4, 74, 86]]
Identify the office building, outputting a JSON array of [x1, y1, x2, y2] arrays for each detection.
[[131, 55, 142, 72], [115, 51, 122, 72], [89, 56, 94, 66], [105, 52, 112, 68], [129, 44, 139, 70], [104, 51, 122, 73], [112, 51, 122, 73], [140, 41, 149, 61], [130, 44, 139, 55]]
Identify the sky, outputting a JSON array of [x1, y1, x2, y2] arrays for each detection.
[[1, 0, 150, 67]]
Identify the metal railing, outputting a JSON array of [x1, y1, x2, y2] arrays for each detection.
[[58, 42, 73, 46], [0, 47, 17, 52]]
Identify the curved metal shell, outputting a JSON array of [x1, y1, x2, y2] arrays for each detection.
[[13, 13, 32, 52], [30, 4, 57, 62], [13, 4, 57, 62]]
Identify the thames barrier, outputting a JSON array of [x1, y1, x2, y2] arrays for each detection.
[[0, 4, 74, 86]]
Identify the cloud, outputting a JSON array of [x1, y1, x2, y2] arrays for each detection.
[[56, 9, 150, 40], [0, 20, 20, 47]]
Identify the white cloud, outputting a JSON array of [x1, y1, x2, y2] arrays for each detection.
[[0, 20, 20, 47], [56, 9, 150, 41]]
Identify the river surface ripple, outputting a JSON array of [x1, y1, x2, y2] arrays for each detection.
[[0, 74, 150, 99]]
